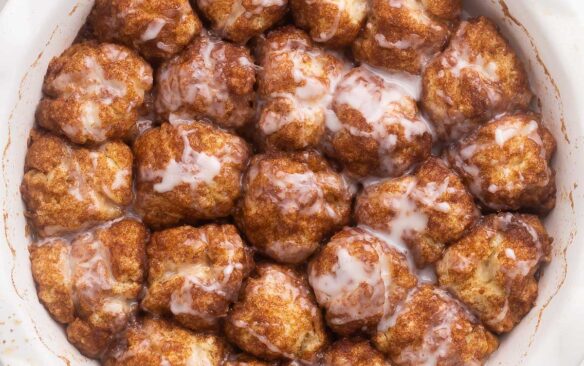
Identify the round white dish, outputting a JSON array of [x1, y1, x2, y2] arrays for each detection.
[[1, 0, 584, 365]]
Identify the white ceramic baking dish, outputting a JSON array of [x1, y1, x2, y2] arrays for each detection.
[[1, 0, 584, 365]]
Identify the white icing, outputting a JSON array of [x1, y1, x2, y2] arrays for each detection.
[[375, 33, 424, 50], [62, 146, 120, 214], [413, 178, 452, 213], [263, 239, 316, 263], [259, 38, 348, 136], [332, 66, 429, 175], [111, 168, 130, 190], [385, 184, 429, 242], [373, 180, 428, 245], [448, 251, 473, 272], [494, 120, 541, 147], [250, 157, 345, 223], [231, 319, 296, 359], [156, 41, 174, 52], [141, 18, 167, 42], [371, 239, 395, 331], [162, 230, 245, 320], [373, 0, 444, 63], [67, 160, 85, 202], [152, 152, 220, 193], [36, 220, 141, 332], [53, 55, 127, 105], [102, 298, 127, 314], [360, 226, 436, 284], [449, 117, 550, 207], [438, 21, 504, 116], [252, 0, 287, 6], [72, 237, 115, 298], [504, 248, 516, 260], [230, 266, 318, 362], [309, 233, 390, 327], [208, 0, 286, 35], [495, 213, 545, 280], [60, 246, 73, 286], [394, 288, 464, 366], [311, 0, 347, 42], [80, 101, 106, 141], [356, 166, 462, 282], [169, 260, 244, 317], [237, 56, 253, 67], [448, 143, 484, 198], [361, 64, 422, 105], [377, 285, 417, 331], [447, 47, 499, 83], [141, 124, 223, 193], [186, 344, 213, 366], [102, 44, 130, 62], [48, 45, 151, 142], [454, 213, 547, 327], [260, 267, 317, 316], [272, 171, 335, 217], [156, 35, 254, 124]]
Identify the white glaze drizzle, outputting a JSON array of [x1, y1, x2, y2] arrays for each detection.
[[333, 66, 429, 175], [259, 37, 348, 136], [140, 123, 225, 193], [309, 230, 392, 327], [448, 117, 550, 207], [165, 231, 245, 319]]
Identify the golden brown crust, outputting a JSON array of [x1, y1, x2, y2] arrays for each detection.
[[290, 0, 368, 48], [21, 131, 133, 237], [225, 354, 278, 366], [308, 227, 417, 335], [90, 0, 202, 60], [330, 66, 432, 178], [235, 151, 352, 264], [322, 339, 391, 366], [225, 263, 328, 362], [373, 285, 498, 366], [445, 113, 556, 213], [422, 17, 533, 141], [30, 218, 148, 358], [256, 26, 347, 151], [421, 0, 461, 19], [141, 224, 253, 331], [37, 42, 153, 144], [353, 0, 459, 74], [437, 213, 552, 333], [67, 318, 113, 358], [355, 157, 479, 267], [196, 0, 288, 44], [134, 120, 251, 228], [104, 317, 230, 365], [154, 34, 256, 129], [30, 238, 75, 324], [22, 5, 557, 364]]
